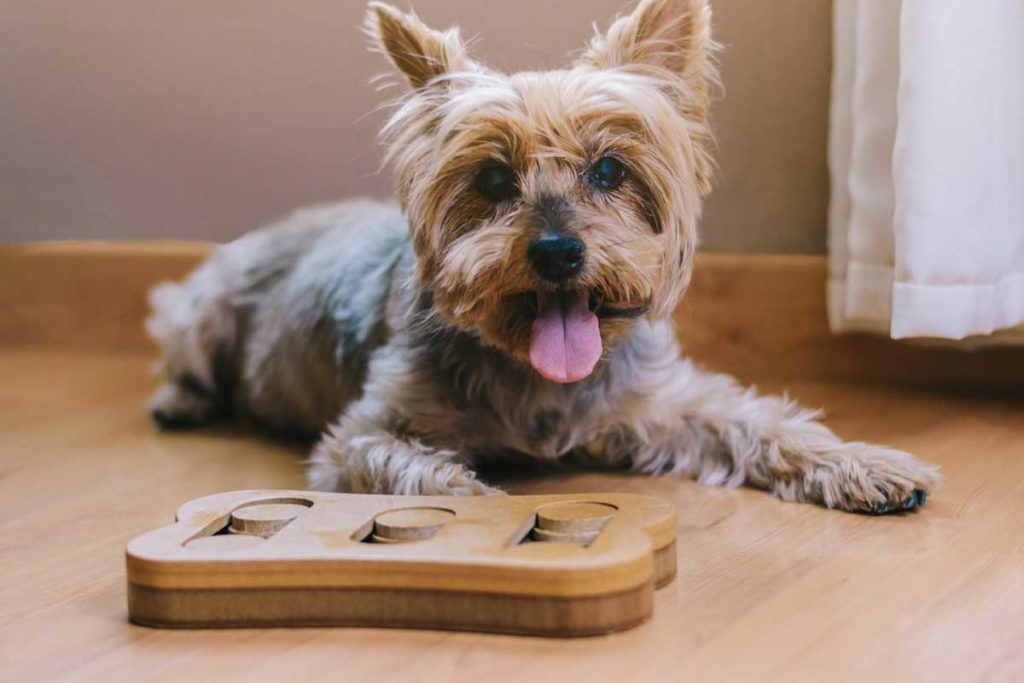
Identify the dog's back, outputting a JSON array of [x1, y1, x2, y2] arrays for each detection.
[[147, 199, 411, 435]]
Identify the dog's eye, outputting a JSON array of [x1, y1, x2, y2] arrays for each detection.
[[474, 163, 518, 202], [588, 155, 627, 191]]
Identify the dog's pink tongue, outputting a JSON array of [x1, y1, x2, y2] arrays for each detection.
[[529, 290, 602, 383]]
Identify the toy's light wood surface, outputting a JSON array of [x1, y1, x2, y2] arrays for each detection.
[[185, 534, 265, 551], [125, 490, 674, 600], [124, 489, 674, 635], [4, 349, 1024, 677]]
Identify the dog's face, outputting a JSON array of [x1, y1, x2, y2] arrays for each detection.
[[368, 0, 716, 383]]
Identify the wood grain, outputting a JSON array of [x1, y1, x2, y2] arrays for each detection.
[[126, 583, 654, 636], [2, 348, 1022, 680], [2, 242, 1022, 387]]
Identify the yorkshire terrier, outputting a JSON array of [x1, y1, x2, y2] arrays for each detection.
[[147, 0, 940, 513]]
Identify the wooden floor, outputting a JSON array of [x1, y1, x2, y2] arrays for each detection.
[[2, 346, 1022, 682]]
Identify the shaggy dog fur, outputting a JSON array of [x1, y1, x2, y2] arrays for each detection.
[[147, 0, 940, 513]]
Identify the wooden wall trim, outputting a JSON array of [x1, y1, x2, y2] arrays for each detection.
[[0, 241, 210, 353], [2, 242, 1022, 388], [676, 254, 1024, 388]]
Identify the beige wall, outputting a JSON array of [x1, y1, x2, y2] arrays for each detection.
[[1, 1, 830, 253]]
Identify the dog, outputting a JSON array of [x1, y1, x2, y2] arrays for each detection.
[[146, 0, 940, 513]]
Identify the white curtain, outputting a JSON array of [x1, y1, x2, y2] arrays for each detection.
[[829, 0, 1024, 344]]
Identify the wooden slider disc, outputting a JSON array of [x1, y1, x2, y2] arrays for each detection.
[[530, 526, 600, 546], [230, 503, 310, 538], [373, 507, 455, 542], [367, 534, 404, 545], [536, 502, 616, 534]]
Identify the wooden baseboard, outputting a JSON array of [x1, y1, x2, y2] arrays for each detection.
[[1, 242, 1022, 388], [0, 241, 208, 352], [676, 254, 1024, 388]]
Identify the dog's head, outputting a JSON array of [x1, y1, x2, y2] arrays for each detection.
[[367, 0, 717, 383]]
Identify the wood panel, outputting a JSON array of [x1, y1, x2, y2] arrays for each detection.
[[676, 254, 1024, 387], [0, 241, 208, 350], [2, 242, 1022, 387]]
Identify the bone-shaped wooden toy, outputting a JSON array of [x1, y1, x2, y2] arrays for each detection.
[[126, 490, 677, 636]]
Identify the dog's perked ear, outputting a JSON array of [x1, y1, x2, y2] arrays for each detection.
[[580, 0, 714, 76], [579, 0, 717, 195], [365, 2, 477, 89]]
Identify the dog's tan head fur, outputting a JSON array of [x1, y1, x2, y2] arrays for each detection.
[[367, 0, 717, 380]]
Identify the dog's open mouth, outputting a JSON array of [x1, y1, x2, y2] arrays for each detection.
[[528, 289, 600, 384], [523, 290, 651, 319], [524, 289, 650, 384]]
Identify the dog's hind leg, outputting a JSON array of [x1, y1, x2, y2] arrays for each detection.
[[145, 258, 240, 428]]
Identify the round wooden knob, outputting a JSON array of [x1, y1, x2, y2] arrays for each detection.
[[230, 503, 310, 538], [536, 502, 616, 533], [372, 507, 455, 542]]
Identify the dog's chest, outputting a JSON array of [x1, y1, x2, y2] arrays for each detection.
[[468, 390, 602, 461], [418, 329, 631, 461], [466, 406, 575, 460], [521, 408, 574, 458]]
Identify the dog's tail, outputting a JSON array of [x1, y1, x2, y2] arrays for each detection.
[[146, 252, 239, 401]]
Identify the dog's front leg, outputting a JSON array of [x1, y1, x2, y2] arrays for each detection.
[[306, 402, 499, 496], [610, 358, 941, 513]]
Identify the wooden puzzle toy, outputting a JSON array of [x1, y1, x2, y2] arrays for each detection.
[[126, 489, 677, 636]]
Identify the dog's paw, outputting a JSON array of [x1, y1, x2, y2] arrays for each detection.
[[444, 476, 506, 497], [305, 448, 344, 492], [864, 488, 928, 515], [395, 463, 505, 496], [796, 443, 941, 514], [306, 434, 502, 496], [148, 382, 217, 428]]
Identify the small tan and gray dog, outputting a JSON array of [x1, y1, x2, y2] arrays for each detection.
[[147, 0, 940, 513]]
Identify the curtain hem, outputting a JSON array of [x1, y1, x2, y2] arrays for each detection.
[[892, 271, 1024, 340]]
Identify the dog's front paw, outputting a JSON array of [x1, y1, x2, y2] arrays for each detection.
[[442, 476, 506, 497], [306, 433, 503, 496], [796, 444, 941, 514], [398, 459, 505, 496]]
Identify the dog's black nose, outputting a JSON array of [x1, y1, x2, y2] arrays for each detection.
[[527, 234, 586, 283]]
